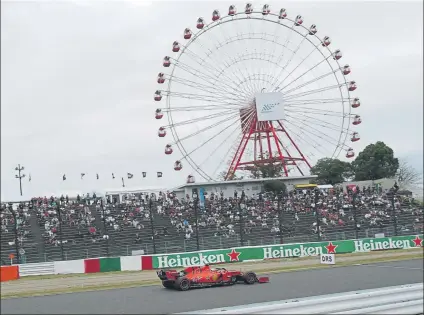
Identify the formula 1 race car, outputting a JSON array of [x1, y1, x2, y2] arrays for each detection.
[[157, 264, 269, 291]]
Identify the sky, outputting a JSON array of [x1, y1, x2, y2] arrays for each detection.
[[1, 0, 423, 201]]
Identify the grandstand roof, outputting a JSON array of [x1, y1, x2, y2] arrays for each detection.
[[318, 184, 333, 189], [105, 186, 167, 195]]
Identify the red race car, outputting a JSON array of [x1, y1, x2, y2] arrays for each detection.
[[157, 264, 269, 291]]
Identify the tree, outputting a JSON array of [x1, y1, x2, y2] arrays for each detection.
[[220, 152, 292, 180], [396, 159, 423, 187], [217, 170, 243, 181], [310, 158, 353, 185], [247, 152, 287, 179], [352, 141, 399, 181], [263, 180, 287, 195]]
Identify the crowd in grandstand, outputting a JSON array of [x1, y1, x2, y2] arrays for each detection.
[[0, 203, 31, 248], [32, 196, 99, 246], [1, 184, 423, 263], [161, 185, 423, 240]]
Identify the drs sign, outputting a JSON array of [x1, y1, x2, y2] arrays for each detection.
[[320, 254, 335, 265], [255, 92, 285, 122]]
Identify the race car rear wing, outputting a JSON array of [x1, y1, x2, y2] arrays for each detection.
[[157, 269, 179, 281]]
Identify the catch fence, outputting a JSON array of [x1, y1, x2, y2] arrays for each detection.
[[1, 191, 422, 264]]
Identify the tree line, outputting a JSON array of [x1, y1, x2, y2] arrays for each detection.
[[219, 141, 422, 187], [310, 141, 422, 187]]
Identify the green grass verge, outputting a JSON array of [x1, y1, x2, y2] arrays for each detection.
[[1, 253, 422, 299], [18, 269, 146, 281]]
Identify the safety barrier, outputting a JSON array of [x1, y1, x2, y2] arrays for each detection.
[[183, 283, 424, 314], [18, 262, 55, 277], [141, 234, 423, 269], [8, 234, 424, 278], [0, 265, 19, 282]]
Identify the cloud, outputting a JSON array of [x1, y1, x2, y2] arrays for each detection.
[[1, 1, 422, 200]]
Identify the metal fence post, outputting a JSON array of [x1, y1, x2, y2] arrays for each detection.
[[239, 191, 245, 247], [278, 193, 284, 244], [194, 194, 200, 251], [314, 188, 321, 241], [352, 191, 359, 239], [389, 188, 399, 236], [100, 200, 109, 257], [8, 206, 21, 264], [149, 197, 157, 254], [56, 204, 65, 261]]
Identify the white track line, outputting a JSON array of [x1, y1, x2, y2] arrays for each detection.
[[353, 264, 423, 271]]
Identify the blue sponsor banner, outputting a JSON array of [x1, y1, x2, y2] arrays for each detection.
[[199, 188, 205, 210]]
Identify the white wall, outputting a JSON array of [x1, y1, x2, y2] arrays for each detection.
[[54, 259, 85, 274], [340, 178, 396, 191], [182, 177, 312, 198], [120, 255, 142, 271]]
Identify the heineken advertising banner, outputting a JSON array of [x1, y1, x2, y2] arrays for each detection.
[[141, 234, 423, 269]]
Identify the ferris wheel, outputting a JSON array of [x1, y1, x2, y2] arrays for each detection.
[[154, 3, 362, 182]]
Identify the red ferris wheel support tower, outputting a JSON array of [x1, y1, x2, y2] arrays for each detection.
[[225, 102, 312, 180]]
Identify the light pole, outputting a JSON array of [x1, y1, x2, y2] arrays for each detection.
[[15, 164, 26, 196]]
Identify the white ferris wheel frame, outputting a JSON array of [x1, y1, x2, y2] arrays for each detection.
[[162, 9, 355, 181]]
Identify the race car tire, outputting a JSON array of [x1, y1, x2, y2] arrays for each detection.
[[242, 272, 257, 284], [162, 280, 174, 289], [229, 276, 237, 285], [174, 277, 191, 291]]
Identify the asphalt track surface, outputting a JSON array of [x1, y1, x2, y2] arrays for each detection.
[[1, 259, 423, 314]]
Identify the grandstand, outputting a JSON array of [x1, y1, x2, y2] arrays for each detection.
[[1, 184, 423, 264]]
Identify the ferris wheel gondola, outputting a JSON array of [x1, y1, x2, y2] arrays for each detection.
[[153, 3, 362, 181]]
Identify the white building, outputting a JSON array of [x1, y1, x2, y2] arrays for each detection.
[[172, 176, 317, 199], [104, 186, 166, 203], [339, 178, 396, 192], [339, 178, 423, 200]]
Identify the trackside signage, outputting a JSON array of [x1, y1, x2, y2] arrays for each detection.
[[156, 252, 226, 268], [262, 243, 324, 259], [354, 237, 414, 252], [149, 234, 423, 269]]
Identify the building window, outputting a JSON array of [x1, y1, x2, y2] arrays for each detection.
[[252, 186, 259, 191]]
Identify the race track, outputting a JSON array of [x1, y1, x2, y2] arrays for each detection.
[[1, 259, 423, 314]]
